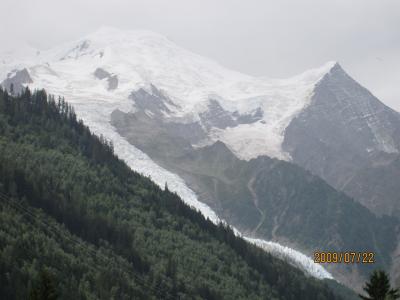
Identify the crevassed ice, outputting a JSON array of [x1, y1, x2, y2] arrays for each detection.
[[6, 27, 337, 161], [3, 27, 335, 280], [49, 93, 333, 280]]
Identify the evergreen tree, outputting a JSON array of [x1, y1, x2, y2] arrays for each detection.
[[29, 269, 58, 300], [0, 88, 352, 299], [359, 270, 399, 300]]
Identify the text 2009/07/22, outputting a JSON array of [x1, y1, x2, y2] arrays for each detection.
[[314, 251, 375, 264]]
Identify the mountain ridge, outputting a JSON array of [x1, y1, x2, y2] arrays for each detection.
[[283, 58, 400, 216], [2, 27, 400, 291], [1, 88, 354, 299], [1, 27, 339, 160]]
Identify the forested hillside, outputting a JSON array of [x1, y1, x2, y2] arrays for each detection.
[[0, 87, 352, 299], [112, 108, 397, 283]]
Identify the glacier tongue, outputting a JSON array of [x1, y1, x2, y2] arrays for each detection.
[[108, 125, 334, 280], [45, 93, 332, 280], [1, 27, 335, 280]]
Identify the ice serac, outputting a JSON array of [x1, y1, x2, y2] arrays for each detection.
[[283, 63, 400, 215]]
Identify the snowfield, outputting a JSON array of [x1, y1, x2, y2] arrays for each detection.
[[37, 91, 333, 280], [2, 26, 337, 161], [1, 26, 334, 280]]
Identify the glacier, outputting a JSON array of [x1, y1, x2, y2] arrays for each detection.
[[2, 26, 338, 161], [0, 26, 334, 280], [31, 89, 333, 280]]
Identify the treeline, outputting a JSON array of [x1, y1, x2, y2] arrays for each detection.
[[0, 87, 347, 299]]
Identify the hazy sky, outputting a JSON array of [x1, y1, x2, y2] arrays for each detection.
[[1, 0, 399, 111]]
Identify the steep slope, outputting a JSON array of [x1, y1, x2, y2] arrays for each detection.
[[0, 27, 340, 277], [340, 154, 400, 215], [111, 108, 397, 288], [0, 89, 352, 299], [282, 63, 400, 216], [3, 29, 399, 218], [1, 27, 399, 289]]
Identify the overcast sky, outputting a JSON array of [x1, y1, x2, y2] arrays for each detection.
[[1, 0, 399, 111]]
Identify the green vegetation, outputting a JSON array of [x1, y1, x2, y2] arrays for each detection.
[[29, 269, 58, 300], [0, 87, 348, 299], [359, 270, 399, 300], [112, 108, 397, 281]]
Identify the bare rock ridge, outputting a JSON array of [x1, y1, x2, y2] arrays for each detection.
[[1, 28, 400, 290], [94, 67, 118, 90], [1, 68, 33, 94], [111, 103, 398, 290], [283, 63, 400, 216], [125, 85, 266, 147]]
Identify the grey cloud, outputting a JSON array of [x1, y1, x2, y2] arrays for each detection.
[[1, 0, 399, 110]]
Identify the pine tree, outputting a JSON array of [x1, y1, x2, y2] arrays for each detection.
[[29, 269, 58, 300], [359, 270, 399, 300]]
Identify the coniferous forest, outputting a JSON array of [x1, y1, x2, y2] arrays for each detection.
[[0, 87, 355, 299]]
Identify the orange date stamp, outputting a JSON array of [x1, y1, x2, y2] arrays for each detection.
[[314, 251, 375, 264]]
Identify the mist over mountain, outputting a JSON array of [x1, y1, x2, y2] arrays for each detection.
[[1, 26, 399, 293]]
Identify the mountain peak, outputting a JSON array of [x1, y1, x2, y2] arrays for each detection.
[[286, 61, 339, 87], [322, 60, 339, 71], [0, 31, 360, 162], [311, 61, 353, 87], [326, 61, 346, 75]]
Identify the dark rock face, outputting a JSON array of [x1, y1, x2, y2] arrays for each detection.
[[107, 75, 118, 90], [110, 80, 400, 288], [129, 84, 176, 117], [234, 107, 263, 124], [125, 86, 208, 145], [111, 109, 196, 159], [341, 153, 400, 216], [111, 106, 397, 288], [93, 68, 118, 90], [199, 99, 237, 130], [283, 63, 400, 216], [94, 67, 109, 79], [61, 40, 92, 60], [1, 68, 33, 94], [127, 85, 263, 145], [163, 121, 207, 145], [199, 99, 264, 130]]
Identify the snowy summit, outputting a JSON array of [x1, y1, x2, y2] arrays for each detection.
[[0, 27, 344, 280], [2, 26, 338, 161]]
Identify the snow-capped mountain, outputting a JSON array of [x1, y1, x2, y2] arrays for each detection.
[[2, 27, 399, 285], [283, 63, 400, 216], [5, 27, 399, 217], [1, 26, 337, 162], [0, 26, 338, 280]]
